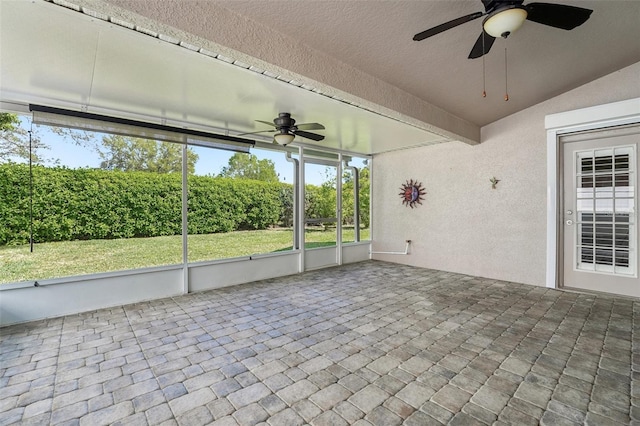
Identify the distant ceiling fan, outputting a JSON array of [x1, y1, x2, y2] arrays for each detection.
[[413, 0, 593, 58], [242, 113, 325, 145]]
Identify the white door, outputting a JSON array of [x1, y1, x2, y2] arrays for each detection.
[[303, 160, 340, 270], [562, 125, 640, 297]]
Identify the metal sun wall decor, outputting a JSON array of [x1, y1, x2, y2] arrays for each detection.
[[399, 179, 426, 208]]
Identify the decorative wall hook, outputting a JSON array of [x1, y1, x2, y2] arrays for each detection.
[[490, 177, 500, 189]]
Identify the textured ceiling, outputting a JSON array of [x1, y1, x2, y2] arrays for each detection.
[[216, 0, 640, 126], [0, 0, 450, 154], [1, 0, 639, 155]]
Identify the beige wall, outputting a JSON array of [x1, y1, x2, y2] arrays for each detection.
[[372, 62, 640, 286]]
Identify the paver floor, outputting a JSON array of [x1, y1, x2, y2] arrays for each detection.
[[1, 260, 638, 425]]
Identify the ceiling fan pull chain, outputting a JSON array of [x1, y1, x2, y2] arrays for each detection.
[[504, 46, 509, 101], [482, 32, 487, 98]]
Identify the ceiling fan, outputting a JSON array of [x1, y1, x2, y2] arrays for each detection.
[[413, 0, 593, 59], [242, 112, 325, 145]]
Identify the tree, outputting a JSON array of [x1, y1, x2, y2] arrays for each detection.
[[219, 153, 279, 182], [98, 135, 198, 174], [321, 163, 370, 228], [0, 112, 48, 163], [357, 166, 370, 228], [278, 184, 294, 227], [1, 112, 96, 164], [318, 171, 337, 219], [0, 113, 19, 130]]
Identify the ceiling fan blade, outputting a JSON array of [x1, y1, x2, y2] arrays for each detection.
[[525, 3, 593, 30], [468, 31, 496, 59], [294, 130, 325, 141], [296, 123, 325, 131], [255, 119, 276, 127], [413, 11, 484, 41], [237, 129, 277, 136]]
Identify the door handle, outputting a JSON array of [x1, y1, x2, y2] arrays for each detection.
[[566, 219, 573, 226]]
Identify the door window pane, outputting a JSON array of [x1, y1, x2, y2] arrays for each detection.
[[342, 157, 370, 243], [305, 163, 337, 248], [575, 146, 635, 274]]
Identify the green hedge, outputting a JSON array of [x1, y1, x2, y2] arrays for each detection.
[[0, 164, 284, 245]]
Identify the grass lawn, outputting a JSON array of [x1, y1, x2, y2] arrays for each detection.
[[0, 227, 370, 284]]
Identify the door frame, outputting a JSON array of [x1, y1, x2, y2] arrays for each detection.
[[302, 154, 342, 271], [546, 97, 640, 289]]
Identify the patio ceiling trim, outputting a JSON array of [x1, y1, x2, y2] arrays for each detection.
[[30, 104, 256, 153], [60, 0, 480, 145]]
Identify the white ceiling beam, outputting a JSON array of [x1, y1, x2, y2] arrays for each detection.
[[75, 0, 480, 145]]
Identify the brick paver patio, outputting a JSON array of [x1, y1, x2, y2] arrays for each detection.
[[1, 261, 637, 425]]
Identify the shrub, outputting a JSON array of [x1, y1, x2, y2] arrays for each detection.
[[0, 164, 287, 245]]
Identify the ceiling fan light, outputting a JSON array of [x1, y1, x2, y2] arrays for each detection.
[[274, 132, 295, 145], [483, 7, 528, 38]]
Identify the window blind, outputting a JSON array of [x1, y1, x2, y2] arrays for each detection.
[[30, 104, 254, 153]]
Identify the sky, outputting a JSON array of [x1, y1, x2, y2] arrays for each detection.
[[16, 116, 356, 186]]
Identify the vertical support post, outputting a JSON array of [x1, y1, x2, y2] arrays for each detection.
[[368, 157, 373, 258], [28, 128, 34, 253], [344, 161, 360, 242], [336, 153, 343, 265], [285, 153, 299, 250], [181, 144, 189, 294], [297, 146, 305, 272]]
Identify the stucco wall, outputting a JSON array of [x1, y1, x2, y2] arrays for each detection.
[[372, 61, 640, 286]]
